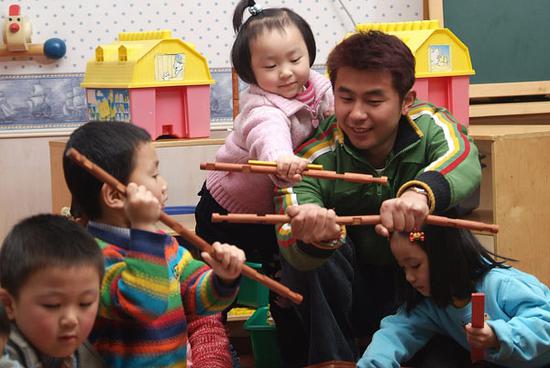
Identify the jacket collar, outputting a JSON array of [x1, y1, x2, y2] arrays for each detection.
[[7, 325, 76, 367], [393, 113, 424, 153], [87, 222, 130, 249], [337, 113, 424, 166]]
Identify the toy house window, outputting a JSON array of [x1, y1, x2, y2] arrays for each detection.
[[118, 46, 128, 62], [95, 47, 104, 62]]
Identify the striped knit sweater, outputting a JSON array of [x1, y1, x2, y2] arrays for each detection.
[[275, 100, 481, 270], [87, 224, 238, 368]]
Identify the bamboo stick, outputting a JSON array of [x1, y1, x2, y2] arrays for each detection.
[[248, 160, 324, 171], [212, 213, 499, 234], [66, 148, 303, 305], [0, 43, 45, 57], [200, 162, 388, 185]]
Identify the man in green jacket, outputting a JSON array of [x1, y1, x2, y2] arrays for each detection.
[[273, 31, 482, 366]]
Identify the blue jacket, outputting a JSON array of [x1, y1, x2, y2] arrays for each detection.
[[358, 267, 550, 368]]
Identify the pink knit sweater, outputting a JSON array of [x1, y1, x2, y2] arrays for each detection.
[[206, 70, 333, 214], [187, 313, 232, 368]]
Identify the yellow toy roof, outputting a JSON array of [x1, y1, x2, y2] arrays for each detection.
[[81, 30, 215, 88], [356, 20, 475, 78]]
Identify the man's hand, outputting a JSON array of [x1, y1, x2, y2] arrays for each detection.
[[465, 322, 500, 350], [286, 204, 341, 244], [125, 182, 161, 232], [375, 189, 429, 238], [275, 155, 309, 184], [202, 242, 246, 285]]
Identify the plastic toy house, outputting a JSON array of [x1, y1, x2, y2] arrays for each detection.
[[81, 30, 215, 139], [357, 21, 475, 126]]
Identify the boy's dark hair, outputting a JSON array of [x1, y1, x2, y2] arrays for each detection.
[[63, 121, 151, 220], [231, 0, 316, 85], [327, 30, 415, 101], [0, 214, 104, 298], [0, 303, 10, 336], [399, 224, 509, 312]]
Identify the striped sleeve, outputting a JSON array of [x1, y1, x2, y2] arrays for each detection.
[[274, 117, 345, 271], [399, 102, 481, 212], [179, 251, 238, 316]]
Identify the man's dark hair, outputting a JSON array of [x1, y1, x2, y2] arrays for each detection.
[[0, 214, 104, 298], [327, 30, 416, 101], [63, 121, 151, 220], [231, 0, 316, 85]]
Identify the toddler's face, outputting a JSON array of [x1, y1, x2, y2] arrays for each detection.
[[6, 265, 100, 358], [128, 142, 168, 208], [249, 24, 310, 99], [390, 233, 431, 297]]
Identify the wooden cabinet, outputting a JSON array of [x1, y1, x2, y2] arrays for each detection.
[[49, 138, 225, 230], [468, 125, 550, 286]]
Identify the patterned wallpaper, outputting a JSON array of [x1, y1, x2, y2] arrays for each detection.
[[0, 0, 422, 133]]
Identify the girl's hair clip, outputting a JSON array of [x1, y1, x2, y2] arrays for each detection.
[[409, 230, 425, 243], [248, 3, 263, 16]]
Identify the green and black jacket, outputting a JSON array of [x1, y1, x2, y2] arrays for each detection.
[[274, 100, 481, 270]]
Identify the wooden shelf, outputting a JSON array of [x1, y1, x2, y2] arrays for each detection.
[[463, 209, 493, 225], [468, 125, 550, 286]]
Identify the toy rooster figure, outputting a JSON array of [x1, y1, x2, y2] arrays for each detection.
[[3, 4, 32, 52]]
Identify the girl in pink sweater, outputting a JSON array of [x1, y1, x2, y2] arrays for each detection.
[[195, 0, 333, 272]]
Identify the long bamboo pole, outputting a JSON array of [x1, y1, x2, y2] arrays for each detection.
[[66, 148, 303, 304], [212, 213, 499, 234], [200, 162, 388, 185]]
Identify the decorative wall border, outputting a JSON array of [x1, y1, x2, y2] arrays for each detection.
[[0, 65, 327, 136]]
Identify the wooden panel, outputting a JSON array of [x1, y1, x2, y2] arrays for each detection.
[[50, 141, 72, 214], [469, 125, 550, 140], [472, 140, 494, 215], [492, 135, 550, 286], [470, 101, 550, 118], [474, 233, 495, 254], [467, 125, 550, 286], [470, 81, 550, 98], [157, 144, 221, 207], [0, 136, 54, 240]]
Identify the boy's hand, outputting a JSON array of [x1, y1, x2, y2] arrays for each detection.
[[201, 242, 246, 285], [125, 182, 161, 232], [275, 155, 309, 183], [464, 322, 500, 350]]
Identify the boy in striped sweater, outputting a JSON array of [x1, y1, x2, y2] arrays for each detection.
[[63, 121, 245, 367]]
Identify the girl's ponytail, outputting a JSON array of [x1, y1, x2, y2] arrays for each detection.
[[233, 0, 256, 33]]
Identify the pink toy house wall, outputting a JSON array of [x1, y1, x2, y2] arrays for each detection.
[[413, 75, 470, 126], [129, 85, 211, 139]]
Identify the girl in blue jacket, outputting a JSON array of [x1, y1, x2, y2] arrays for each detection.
[[358, 224, 550, 368]]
